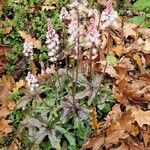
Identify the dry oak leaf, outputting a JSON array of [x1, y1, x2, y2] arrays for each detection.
[[143, 39, 150, 54], [133, 54, 145, 67], [145, 54, 150, 65], [81, 132, 105, 150], [104, 110, 136, 149], [123, 23, 138, 39], [0, 118, 12, 138], [138, 28, 150, 38], [0, 76, 15, 122], [110, 137, 146, 150], [19, 31, 41, 49], [131, 108, 150, 128], [0, 75, 15, 119], [9, 139, 21, 150], [0, 44, 11, 73], [111, 46, 125, 57], [13, 79, 25, 92], [105, 65, 118, 78], [0, 107, 12, 118], [133, 53, 146, 73], [113, 75, 150, 104], [141, 127, 150, 148], [81, 104, 141, 150], [112, 16, 123, 30], [115, 57, 135, 80], [110, 29, 124, 46]]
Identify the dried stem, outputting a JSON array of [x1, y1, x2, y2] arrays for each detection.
[[88, 45, 94, 81], [62, 23, 69, 77], [55, 62, 65, 100], [72, 8, 80, 113]]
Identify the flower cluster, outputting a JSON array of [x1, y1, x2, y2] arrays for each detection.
[[23, 40, 34, 59], [100, 0, 118, 29], [25, 72, 39, 92], [69, 0, 88, 9], [64, 0, 101, 53], [68, 9, 80, 52], [86, 17, 101, 54], [46, 19, 60, 62], [60, 7, 70, 22]]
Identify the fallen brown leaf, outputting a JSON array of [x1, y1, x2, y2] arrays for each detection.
[[19, 31, 41, 49], [81, 104, 150, 150], [0, 44, 11, 73], [0, 76, 16, 138]]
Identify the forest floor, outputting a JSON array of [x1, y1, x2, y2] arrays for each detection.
[[0, 0, 150, 150]]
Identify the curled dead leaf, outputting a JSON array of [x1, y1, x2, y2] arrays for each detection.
[[113, 74, 150, 104], [0, 118, 12, 138], [91, 107, 99, 130], [0, 76, 16, 138], [13, 80, 25, 92], [19, 31, 41, 49], [131, 108, 150, 128], [31, 62, 37, 75], [123, 23, 137, 39], [9, 139, 21, 150]]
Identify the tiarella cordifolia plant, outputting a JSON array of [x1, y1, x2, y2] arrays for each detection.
[[23, 40, 34, 60], [100, 0, 118, 29], [45, 19, 60, 62], [25, 72, 39, 92]]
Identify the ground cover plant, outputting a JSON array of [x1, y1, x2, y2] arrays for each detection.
[[0, 0, 150, 150]]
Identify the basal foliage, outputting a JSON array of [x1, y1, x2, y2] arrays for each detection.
[[8, 72, 115, 149]]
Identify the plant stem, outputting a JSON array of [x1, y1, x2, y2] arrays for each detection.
[[72, 7, 80, 113]]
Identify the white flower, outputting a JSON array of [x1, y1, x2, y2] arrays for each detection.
[[23, 40, 34, 59], [100, 0, 118, 29], [92, 48, 97, 54], [46, 19, 60, 62], [68, 9, 79, 52], [60, 7, 70, 21], [86, 18, 100, 50], [25, 72, 39, 92], [67, 0, 101, 53]]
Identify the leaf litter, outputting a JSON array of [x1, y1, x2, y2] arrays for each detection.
[[81, 12, 150, 150]]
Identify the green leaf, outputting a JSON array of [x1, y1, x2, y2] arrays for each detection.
[[55, 126, 76, 147], [130, 16, 145, 26], [144, 21, 150, 27], [145, 13, 150, 18], [133, 0, 150, 11], [48, 130, 60, 150], [74, 117, 91, 139], [106, 55, 117, 65]]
